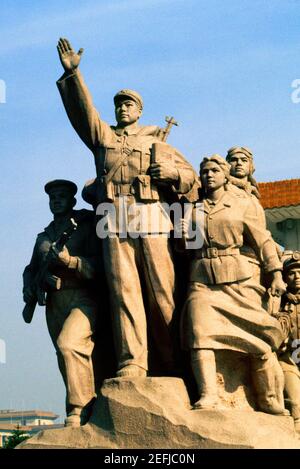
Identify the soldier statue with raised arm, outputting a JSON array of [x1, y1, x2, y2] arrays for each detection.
[[56, 38, 197, 378]]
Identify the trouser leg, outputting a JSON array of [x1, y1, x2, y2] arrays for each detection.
[[140, 236, 176, 372], [102, 236, 148, 372], [56, 306, 96, 411], [46, 292, 97, 425], [46, 299, 70, 413]]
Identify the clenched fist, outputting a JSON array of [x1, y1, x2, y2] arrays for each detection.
[[149, 162, 179, 182]]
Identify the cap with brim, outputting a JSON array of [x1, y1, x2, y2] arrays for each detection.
[[113, 89, 143, 110], [82, 178, 97, 207], [45, 179, 77, 196], [283, 251, 300, 273], [226, 146, 253, 160]]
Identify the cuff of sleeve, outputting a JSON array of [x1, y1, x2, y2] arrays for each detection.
[[57, 69, 78, 84], [264, 260, 283, 273]]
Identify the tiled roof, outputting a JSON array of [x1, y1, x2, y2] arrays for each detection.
[[258, 179, 300, 209]]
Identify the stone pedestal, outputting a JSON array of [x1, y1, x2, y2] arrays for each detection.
[[18, 375, 300, 449]]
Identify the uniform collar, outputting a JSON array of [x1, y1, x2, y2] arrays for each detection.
[[113, 123, 141, 136], [203, 191, 232, 213], [113, 124, 160, 137]]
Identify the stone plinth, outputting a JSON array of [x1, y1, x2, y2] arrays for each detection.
[[17, 376, 300, 449]]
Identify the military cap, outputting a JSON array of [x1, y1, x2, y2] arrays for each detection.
[[113, 89, 143, 110], [82, 178, 97, 207], [283, 251, 300, 272], [44, 179, 77, 196], [226, 146, 253, 161]]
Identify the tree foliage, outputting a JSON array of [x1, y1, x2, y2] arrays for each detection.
[[3, 428, 30, 449]]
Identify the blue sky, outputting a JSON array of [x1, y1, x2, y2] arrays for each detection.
[[1, 0, 300, 420]]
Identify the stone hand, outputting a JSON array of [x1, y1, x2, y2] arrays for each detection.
[[174, 218, 189, 238], [269, 272, 286, 297], [50, 244, 71, 267], [150, 163, 179, 182], [57, 37, 84, 72]]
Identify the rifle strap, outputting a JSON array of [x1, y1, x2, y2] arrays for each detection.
[[102, 144, 134, 184]]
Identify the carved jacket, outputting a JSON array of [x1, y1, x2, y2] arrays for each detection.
[[23, 209, 98, 295], [188, 190, 282, 285]]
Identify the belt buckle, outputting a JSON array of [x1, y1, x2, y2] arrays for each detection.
[[207, 247, 218, 258]]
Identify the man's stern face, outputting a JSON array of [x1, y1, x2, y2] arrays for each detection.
[[286, 267, 300, 292], [228, 153, 251, 178], [49, 189, 74, 216], [115, 99, 141, 127]]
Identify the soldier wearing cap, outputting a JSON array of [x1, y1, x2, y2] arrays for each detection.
[[23, 179, 99, 427], [56, 38, 196, 377], [226, 146, 282, 292], [274, 252, 300, 431], [226, 146, 260, 198]]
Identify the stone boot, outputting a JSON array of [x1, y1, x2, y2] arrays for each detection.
[[251, 353, 289, 416], [64, 402, 95, 427], [116, 364, 147, 377], [191, 349, 219, 410]]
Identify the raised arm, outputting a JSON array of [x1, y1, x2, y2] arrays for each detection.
[[56, 38, 112, 151]]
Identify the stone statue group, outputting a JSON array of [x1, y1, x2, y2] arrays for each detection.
[[22, 38, 300, 432]]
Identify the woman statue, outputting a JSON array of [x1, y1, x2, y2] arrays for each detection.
[[179, 154, 287, 414]]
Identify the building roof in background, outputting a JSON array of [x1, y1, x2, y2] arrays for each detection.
[[0, 410, 58, 420], [258, 179, 300, 209]]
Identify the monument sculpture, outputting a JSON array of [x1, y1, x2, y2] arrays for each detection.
[[19, 38, 300, 449], [23, 180, 99, 427], [56, 37, 197, 377]]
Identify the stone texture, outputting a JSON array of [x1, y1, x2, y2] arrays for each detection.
[[18, 377, 300, 449]]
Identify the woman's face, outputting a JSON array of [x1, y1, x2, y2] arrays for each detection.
[[201, 161, 226, 191]]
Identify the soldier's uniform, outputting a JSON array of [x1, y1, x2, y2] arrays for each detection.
[[226, 146, 281, 292], [23, 187, 99, 424], [275, 252, 300, 430], [57, 70, 196, 375]]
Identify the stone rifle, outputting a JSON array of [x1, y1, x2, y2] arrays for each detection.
[[22, 218, 77, 324]]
